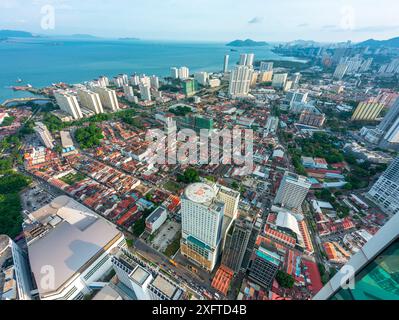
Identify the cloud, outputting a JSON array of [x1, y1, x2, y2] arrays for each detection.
[[352, 25, 399, 33], [297, 23, 309, 28], [248, 17, 263, 24]]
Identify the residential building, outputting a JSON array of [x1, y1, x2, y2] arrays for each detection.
[[170, 67, 179, 79], [77, 88, 104, 114], [351, 102, 385, 121], [182, 79, 198, 97], [34, 122, 55, 149], [54, 91, 83, 120], [150, 76, 160, 90], [178, 67, 190, 80], [274, 172, 311, 211], [92, 87, 119, 111], [194, 72, 208, 86], [333, 63, 349, 80], [229, 65, 254, 97], [272, 73, 288, 89], [139, 83, 152, 101], [299, 110, 326, 127], [260, 62, 273, 72], [367, 157, 399, 215], [259, 71, 273, 83], [223, 55, 229, 73]]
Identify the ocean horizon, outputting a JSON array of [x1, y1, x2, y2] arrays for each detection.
[[0, 38, 302, 101]]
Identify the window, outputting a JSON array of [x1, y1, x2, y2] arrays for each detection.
[[330, 238, 399, 300]]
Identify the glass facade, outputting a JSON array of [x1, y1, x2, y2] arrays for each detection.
[[330, 238, 399, 300]]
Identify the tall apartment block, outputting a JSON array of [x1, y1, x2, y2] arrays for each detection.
[[77, 88, 104, 114], [92, 87, 119, 112], [367, 157, 399, 215], [54, 91, 83, 120]]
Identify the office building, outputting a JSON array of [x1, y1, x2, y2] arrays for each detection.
[[274, 172, 311, 211], [92, 87, 119, 112], [333, 63, 349, 80], [170, 67, 179, 79], [180, 183, 225, 272], [351, 102, 385, 121], [228, 65, 254, 97], [34, 122, 55, 149], [221, 217, 253, 273], [314, 212, 399, 300], [54, 91, 83, 120], [223, 55, 229, 73], [367, 157, 399, 215], [260, 61, 273, 72], [0, 235, 33, 300], [194, 72, 208, 86], [299, 110, 326, 127], [241, 217, 263, 270], [25, 196, 126, 300], [178, 67, 190, 80], [248, 243, 283, 290], [111, 248, 184, 300], [77, 88, 104, 114], [272, 73, 288, 89]]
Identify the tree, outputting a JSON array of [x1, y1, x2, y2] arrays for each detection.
[[276, 270, 295, 289], [177, 168, 200, 184], [75, 124, 104, 149]]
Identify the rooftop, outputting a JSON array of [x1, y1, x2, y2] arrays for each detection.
[[26, 196, 123, 298], [184, 183, 216, 204]]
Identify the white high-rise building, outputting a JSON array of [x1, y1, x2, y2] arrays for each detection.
[[130, 75, 140, 86], [223, 55, 229, 73], [367, 157, 399, 215], [139, 83, 152, 101], [170, 67, 179, 79], [77, 88, 104, 114], [246, 53, 255, 67], [123, 85, 134, 99], [333, 63, 349, 80], [113, 76, 124, 88], [178, 67, 190, 80], [239, 54, 247, 66], [260, 61, 273, 72], [54, 91, 83, 120], [34, 122, 55, 149], [274, 172, 311, 211], [194, 72, 208, 86], [287, 90, 308, 107], [92, 87, 119, 112], [272, 73, 288, 89], [150, 75, 160, 90], [98, 76, 109, 87], [180, 183, 225, 272], [228, 65, 254, 97]]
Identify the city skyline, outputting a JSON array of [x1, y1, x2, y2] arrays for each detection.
[[1, 0, 399, 42]]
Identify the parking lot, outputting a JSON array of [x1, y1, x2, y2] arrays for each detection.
[[150, 220, 181, 253], [21, 183, 55, 215]]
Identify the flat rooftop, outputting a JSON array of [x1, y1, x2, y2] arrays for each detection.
[[184, 183, 215, 204], [151, 274, 180, 299], [26, 196, 123, 298]]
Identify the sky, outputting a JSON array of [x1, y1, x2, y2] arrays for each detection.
[[1, 0, 399, 42]]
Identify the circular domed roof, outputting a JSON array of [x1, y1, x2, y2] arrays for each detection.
[[184, 183, 216, 204]]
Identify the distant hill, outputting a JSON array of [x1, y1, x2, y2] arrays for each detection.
[[227, 39, 268, 47], [0, 30, 34, 38], [357, 37, 399, 48]]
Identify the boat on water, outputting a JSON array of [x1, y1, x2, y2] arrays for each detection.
[[16, 78, 23, 83]]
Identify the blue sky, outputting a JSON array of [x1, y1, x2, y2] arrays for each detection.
[[1, 0, 399, 42]]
